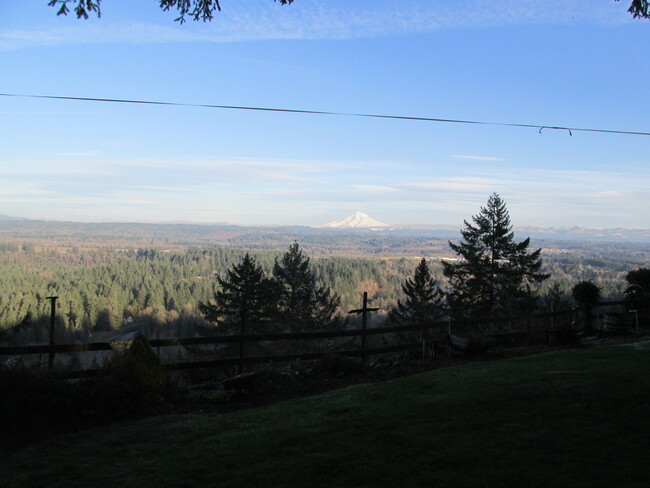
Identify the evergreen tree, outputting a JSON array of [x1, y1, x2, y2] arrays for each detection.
[[199, 253, 274, 333], [442, 193, 549, 319], [390, 258, 443, 324], [272, 242, 340, 331], [572, 280, 601, 332], [624, 267, 650, 308], [572, 280, 601, 309]]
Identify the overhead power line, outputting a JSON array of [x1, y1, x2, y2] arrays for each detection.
[[1, 92, 649, 137]]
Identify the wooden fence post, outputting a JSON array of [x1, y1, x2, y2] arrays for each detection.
[[550, 303, 554, 329], [448, 317, 452, 357], [237, 313, 246, 376], [46, 296, 58, 374], [361, 292, 367, 361], [348, 291, 379, 365]]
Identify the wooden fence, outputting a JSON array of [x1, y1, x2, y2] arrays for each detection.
[[0, 304, 605, 380]]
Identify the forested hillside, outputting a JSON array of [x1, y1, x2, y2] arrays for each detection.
[[1, 238, 646, 346], [0, 245, 422, 344]]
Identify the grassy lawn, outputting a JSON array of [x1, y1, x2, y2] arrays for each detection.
[[4, 344, 650, 488]]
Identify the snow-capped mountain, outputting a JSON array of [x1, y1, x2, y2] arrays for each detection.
[[323, 212, 388, 229]]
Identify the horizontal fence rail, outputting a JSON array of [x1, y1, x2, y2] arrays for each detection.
[[0, 301, 630, 379], [0, 321, 457, 356]]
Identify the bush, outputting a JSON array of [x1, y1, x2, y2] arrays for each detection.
[[92, 336, 173, 415], [572, 281, 601, 309], [310, 354, 361, 377], [0, 363, 90, 435], [0, 337, 174, 439]]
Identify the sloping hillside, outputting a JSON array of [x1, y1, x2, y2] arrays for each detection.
[[4, 344, 650, 488]]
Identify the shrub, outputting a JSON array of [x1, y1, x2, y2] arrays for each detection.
[[92, 336, 173, 415], [0, 363, 89, 435], [572, 281, 601, 309], [0, 337, 174, 439], [310, 354, 361, 377]]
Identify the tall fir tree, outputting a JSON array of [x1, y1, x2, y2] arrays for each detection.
[[272, 242, 340, 331], [390, 258, 443, 324], [199, 253, 274, 333], [442, 193, 549, 319]]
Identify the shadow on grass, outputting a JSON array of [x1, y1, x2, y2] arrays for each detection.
[[3, 344, 650, 488]]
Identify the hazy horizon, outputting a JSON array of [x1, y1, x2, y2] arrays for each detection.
[[2, 211, 650, 233]]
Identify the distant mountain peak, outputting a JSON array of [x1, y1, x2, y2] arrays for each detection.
[[323, 212, 388, 229]]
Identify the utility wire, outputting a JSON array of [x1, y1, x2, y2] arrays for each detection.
[[1, 92, 649, 137]]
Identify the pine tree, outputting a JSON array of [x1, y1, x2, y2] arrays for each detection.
[[390, 258, 443, 325], [272, 242, 340, 331], [199, 253, 274, 333], [625, 268, 650, 308], [442, 193, 549, 319]]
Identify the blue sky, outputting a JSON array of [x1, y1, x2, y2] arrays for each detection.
[[1, 0, 649, 228]]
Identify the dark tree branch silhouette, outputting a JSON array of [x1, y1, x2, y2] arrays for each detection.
[[48, 0, 295, 23], [48, 1, 649, 22], [617, 0, 649, 18]]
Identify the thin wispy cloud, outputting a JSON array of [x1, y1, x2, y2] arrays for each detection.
[[0, 187, 52, 197], [0, 156, 342, 188], [0, 159, 117, 177], [80, 157, 345, 174], [58, 151, 102, 158], [401, 180, 498, 193], [352, 185, 401, 193], [452, 155, 506, 162], [0, 0, 628, 51], [133, 185, 207, 193]]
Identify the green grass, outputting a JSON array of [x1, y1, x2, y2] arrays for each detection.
[[4, 344, 650, 488]]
